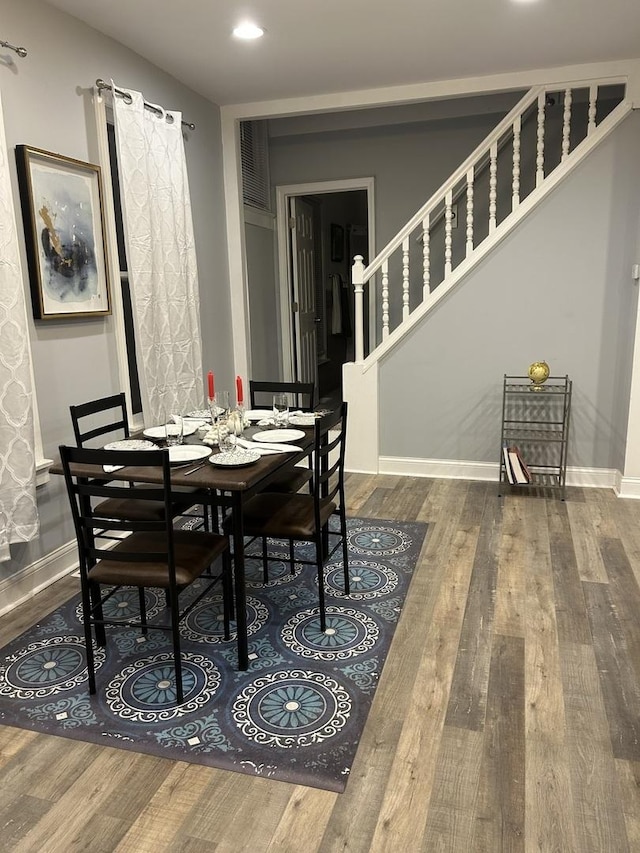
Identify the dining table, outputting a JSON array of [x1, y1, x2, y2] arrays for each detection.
[[52, 423, 315, 671]]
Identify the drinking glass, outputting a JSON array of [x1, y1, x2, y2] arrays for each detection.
[[273, 393, 289, 427], [164, 415, 184, 446], [214, 391, 233, 451], [226, 407, 244, 451]]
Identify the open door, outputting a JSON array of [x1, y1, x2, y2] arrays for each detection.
[[289, 196, 318, 387]]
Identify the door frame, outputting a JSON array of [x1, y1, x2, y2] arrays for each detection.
[[275, 177, 376, 381]]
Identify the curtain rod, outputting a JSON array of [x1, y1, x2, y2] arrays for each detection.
[[0, 39, 27, 58], [95, 79, 195, 130]]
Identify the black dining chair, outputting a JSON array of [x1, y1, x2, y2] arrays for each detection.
[[236, 402, 349, 631], [70, 393, 208, 529], [249, 380, 316, 412], [248, 380, 316, 497], [60, 444, 232, 704]]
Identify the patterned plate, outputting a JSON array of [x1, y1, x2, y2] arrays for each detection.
[[209, 450, 261, 467], [103, 439, 157, 451], [288, 414, 317, 427]]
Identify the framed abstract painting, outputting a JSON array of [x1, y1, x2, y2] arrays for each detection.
[[15, 145, 111, 319]]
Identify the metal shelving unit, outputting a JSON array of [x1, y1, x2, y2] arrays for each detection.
[[498, 374, 572, 499]]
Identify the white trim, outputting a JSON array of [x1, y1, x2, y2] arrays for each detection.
[[244, 204, 276, 229], [0, 539, 78, 617], [275, 177, 376, 381], [377, 456, 619, 490], [617, 475, 640, 499], [343, 360, 379, 473], [222, 115, 252, 381], [220, 60, 638, 122]]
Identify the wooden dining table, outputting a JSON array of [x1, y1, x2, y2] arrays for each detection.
[[53, 427, 314, 671]]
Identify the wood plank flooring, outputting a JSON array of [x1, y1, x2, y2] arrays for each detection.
[[2, 475, 640, 852]]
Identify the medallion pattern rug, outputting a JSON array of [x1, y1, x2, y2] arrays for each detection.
[[0, 517, 426, 793]]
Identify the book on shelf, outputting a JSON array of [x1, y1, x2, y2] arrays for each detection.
[[502, 445, 515, 484], [507, 445, 531, 484]]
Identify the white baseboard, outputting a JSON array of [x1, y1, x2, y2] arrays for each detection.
[[617, 474, 640, 499], [0, 539, 78, 618], [378, 456, 619, 490]]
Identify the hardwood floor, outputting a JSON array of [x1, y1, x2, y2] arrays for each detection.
[[2, 475, 640, 852]]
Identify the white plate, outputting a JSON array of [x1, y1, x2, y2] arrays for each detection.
[[103, 439, 157, 451], [245, 409, 273, 421], [168, 445, 211, 465], [288, 414, 316, 427], [143, 423, 199, 439], [209, 449, 261, 467], [253, 429, 306, 443]]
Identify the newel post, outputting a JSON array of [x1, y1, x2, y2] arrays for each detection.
[[352, 254, 365, 363]]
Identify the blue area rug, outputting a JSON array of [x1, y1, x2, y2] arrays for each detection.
[[0, 517, 426, 792]]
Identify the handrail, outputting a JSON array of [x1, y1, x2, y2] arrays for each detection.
[[349, 74, 628, 364], [358, 85, 543, 281], [358, 75, 627, 282]]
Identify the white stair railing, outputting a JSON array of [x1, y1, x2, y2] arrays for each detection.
[[352, 78, 628, 363]]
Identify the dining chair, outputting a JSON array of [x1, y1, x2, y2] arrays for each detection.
[[60, 444, 232, 704], [249, 379, 316, 412], [70, 393, 208, 529], [248, 380, 316, 496], [236, 402, 349, 631]]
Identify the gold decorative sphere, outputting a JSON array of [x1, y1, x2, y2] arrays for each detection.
[[528, 361, 550, 387]]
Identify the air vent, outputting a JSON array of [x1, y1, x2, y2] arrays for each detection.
[[240, 120, 270, 212]]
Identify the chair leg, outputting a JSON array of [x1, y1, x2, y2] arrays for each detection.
[[138, 588, 148, 635], [81, 581, 97, 695], [222, 551, 233, 638], [262, 537, 269, 583], [168, 587, 184, 704], [89, 580, 106, 647], [341, 508, 350, 594], [315, 537, 327, 632], [289, 538, 295, 575]]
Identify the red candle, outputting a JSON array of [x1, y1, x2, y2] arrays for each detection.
[[207, 371, 215, 400], [236, 375, 243, 406]]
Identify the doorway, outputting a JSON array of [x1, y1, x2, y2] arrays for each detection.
[[276, 178, 375, 406]]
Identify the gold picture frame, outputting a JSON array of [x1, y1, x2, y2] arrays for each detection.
[[15, 145, 111, 320]]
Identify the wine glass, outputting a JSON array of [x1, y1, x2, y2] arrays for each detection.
[[273, 393, 289, 427]]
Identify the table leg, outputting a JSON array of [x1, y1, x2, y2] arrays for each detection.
[[231, 492, 249, 670]]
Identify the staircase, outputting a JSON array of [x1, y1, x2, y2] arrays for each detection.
[[343, 76, 633, 473]]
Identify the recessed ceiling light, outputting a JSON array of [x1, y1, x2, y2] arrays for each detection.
[[232, 22, 265, 40]]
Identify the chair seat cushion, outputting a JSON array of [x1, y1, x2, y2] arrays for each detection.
[[241, 492, 336, 540], [89, 529, 228, 587]]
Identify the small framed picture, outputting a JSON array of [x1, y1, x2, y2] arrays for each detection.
[[330, 223, 344, 262], [15, 145, 111, 320]]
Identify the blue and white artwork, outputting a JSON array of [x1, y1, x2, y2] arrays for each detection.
[[28, 155, 109, 317]]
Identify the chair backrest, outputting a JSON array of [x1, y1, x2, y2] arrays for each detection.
[[59, 444, 175, 576], [70, 393, 130, 447], [249, 380, 316, 412], [313, 401, 348, 514]]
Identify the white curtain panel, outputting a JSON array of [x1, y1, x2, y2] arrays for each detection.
[[112, 87, 204, 424], [0, 90, 39, 562]]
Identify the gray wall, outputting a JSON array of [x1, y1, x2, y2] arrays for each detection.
[[245, 218, 280, 379], [268, 110, 511, 256], [379, 111, 640, 471], [0, 0, 232, 580]]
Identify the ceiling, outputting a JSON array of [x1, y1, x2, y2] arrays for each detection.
[[43, 0, 640, 106]]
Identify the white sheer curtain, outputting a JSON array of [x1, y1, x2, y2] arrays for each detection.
[[112, 86, 204, 424], [0, 90, 39, 561]]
